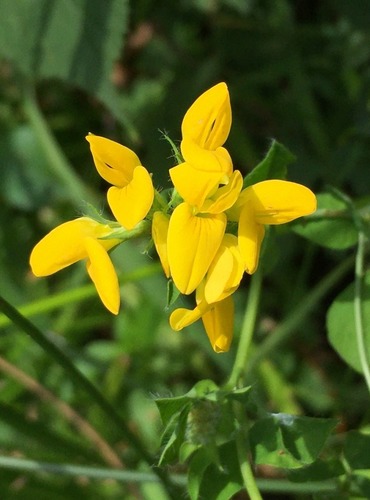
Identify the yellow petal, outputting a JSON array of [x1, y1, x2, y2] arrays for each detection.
[[85, 237, 120, 315], [238, 201, 265, 274], [202, 295, 234, 353], [30, 218, 118, 276], [204, 233, 244, 303], [245, 180, 317, 224], [169, 162, 224, 209], [167, 203, 226, 294], [201, 170, 243, 214], [169, 305, 204, 331], [181, 82, 231, 150], [86, 135, 141, 187], [107, 165, 154, 229], [152, 211, 170, 278], [181, 138, 233, 174]]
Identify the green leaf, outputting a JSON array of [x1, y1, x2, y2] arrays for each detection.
[[344, 431, 370, 470], [243, 139, 293, 188], [223, 385, 252, 405], [188, 441, 243, 500], [155, 394, 193, 427], [154, 380, 219, 429], [0, 0, 128, 95], [327, 272, 370, 374], [288, 458, 345, 482], [292, 192, 358, 249], [158, 405, 191, 465], [250, 413, 337, 469]]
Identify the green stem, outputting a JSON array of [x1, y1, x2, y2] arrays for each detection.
[[0, 295, 178, 498], [0, 455, 342, 494], [234, 404, 263, 500], [354, 231, 370, 393], [246, 255, 354, 376], [227, 269, 263, 389]]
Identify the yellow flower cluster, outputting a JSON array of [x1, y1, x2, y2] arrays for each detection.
[[30, 83, 316, 352]]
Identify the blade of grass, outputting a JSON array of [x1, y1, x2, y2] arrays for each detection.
[[0, 294, 179, 498]]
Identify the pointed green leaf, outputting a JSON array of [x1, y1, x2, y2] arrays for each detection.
[[158, 405, 191, 465], [243, 140, 292, 188], [155, 395, 192, 427]]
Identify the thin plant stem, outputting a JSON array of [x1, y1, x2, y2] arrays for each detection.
[[0, 454, 342, 494], [234, 404, 263, 500], [226, 269, 263, 389], [0, 355, 123, 468], [354, 231, 370, 393], [0, 294, 179, 498], [245, 255, 355, 376]]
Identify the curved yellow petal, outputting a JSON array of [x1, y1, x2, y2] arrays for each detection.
[[30, 218, 118, 276], [181, 138, 233, 174], [152, 211, 170, 278], [204, 233, 244, 303], [107, 165, 154, 229], [181, 82, 231, 150], [201, 170, 243, 214], [202, 295, 234, 353], [169, 162, 223, 209], [85, 237, 120, 315], [86, 135, 141, 187], [167, 203, 226, 294], [246, 180, 317, 224], [169, 305, 204, 331], [238, 201, 265, 274]]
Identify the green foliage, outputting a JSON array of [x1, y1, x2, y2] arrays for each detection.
[[243, 139, 292, 188], [292, 192, 358, 249], [250, 414, 337, 468], [327, 271, 370, 374], [1, 1, 370, 499]]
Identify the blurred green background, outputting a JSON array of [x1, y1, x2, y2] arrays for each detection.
[[0, 0, 369, 498]]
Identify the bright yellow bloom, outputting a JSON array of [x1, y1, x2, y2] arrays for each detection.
[[180, 82, 232, 174], [86, 135, 154, 230], [228, 180, 317, 274], [169, 234, 244, 352], [167, 203, 226, 294], [171, 292, 234, 353], [167, 170, 243, 294], [30, 217, 121, 314], [152, 211, 170, 278]]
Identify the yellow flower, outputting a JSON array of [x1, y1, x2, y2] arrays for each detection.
[[228, 180, 317, 274], [167, 171, 243, 295], [180, 82, 232, 174], [164, 83, 242, 295], [152, 211, 171, 278], [86, 135, 154, 230], [169, 234, 244, 352], [30, 217, 121, 314]]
